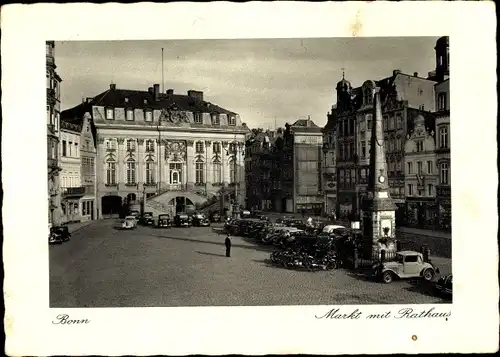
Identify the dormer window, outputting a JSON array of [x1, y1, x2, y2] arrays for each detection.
[[126, 139, 136, 152], [125, 97, 129, 104], [143, 99, 148, 105], [126, 108, 134, 121], [195, 141, 204, 154], [211, 113, 220, 126], [228, 115, 236, 126], [194, 112, 203, 124], [105, 107, 115, 120], [144, 109, 153, 122]]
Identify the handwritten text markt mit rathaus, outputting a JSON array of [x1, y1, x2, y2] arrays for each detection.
[[315, 307, 451, 320]]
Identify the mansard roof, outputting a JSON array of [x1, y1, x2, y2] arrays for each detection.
[[89, 87, 238, 116]]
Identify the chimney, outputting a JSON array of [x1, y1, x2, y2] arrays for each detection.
[[166, 89, 174, 95], [148, 87, 153, 94], [393, 69, 401, 77], [188, 90, 204, 102], [414, 72, 418, 77], [153, 84, 160, 101], [110, 83, 116, 91], [86, 97, 93, 103]]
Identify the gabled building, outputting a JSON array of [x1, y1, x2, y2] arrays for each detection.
[[62, 84, 248, 218], [324, 37, 449, 224]]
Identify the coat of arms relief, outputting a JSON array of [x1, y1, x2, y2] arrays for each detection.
[[164, 140, 187, 162]]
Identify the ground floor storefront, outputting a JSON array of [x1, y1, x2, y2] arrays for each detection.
[[405, 198, 438, 229]]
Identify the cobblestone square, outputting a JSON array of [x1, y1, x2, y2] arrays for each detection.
[[50, 220, 451, 307]]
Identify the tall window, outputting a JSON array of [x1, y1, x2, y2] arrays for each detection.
[[75, 143, 79, 157], [407, 184, 413, 196], [367, 119, 372, 130], [89, 157, 95, 175], [416, 140, 424, 152], [228, 116, 236, 126], [360, 141, 366, 158], [146, 160, 155, 184], [126, 159, 136, 185], [62, 140, 67, 156], [144, 110, 153, 122], [68, 142, 73, 157], [438, 92, 447, 110], [396, 114, 403, 129], [126, 139, 136, 152], [106, 139, 117, 151], [213, 142, 221, 154], [126, 108, 134, 121], [427, 160, 433, 174], [427, 184, 434, 196], [146, 140, 155, 152], [417, 161, 422, 174], [440, 162, 449, 185], [105, 108, 114, 120], [229, 159, 236, 183], [195, 159, 205, 184], [439, 127, 449, 149], [195, 141, 204, 153], [106, 161, 116, 185], [407, 162, 413, 174], [213, 159, 222, 183]]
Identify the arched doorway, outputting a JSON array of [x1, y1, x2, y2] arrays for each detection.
[[126, 193, 137, 204], [101, 195, 122, 216], [168, 197, 194, 215]]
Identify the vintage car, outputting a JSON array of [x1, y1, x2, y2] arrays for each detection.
[[157, 214, 172, 228], [435, 274, 453, 297], [121, 216, 137, 229], [139, 212, 155, 226], [128, 209, 140, 218], [322, 225, 347, 234], [210, 212, 221, 223], [192, 213, 210, 227], [373, 250, 440, 284], [174, 213, 192, 227]]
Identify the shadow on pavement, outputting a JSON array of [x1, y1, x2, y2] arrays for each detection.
[[403, 279, 450, 302], [196, 251, 226, 258], [345, 271, 383, 285]]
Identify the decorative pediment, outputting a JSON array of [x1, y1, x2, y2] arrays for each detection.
[[159, 104, 191, 126]]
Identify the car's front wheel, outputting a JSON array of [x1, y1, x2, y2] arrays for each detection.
[[382, 271, 393, 284], [423, 269, 435, 281]]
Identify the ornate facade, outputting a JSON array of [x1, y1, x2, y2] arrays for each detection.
[[46, 41, 63, 227], [404, 114, 438, 228], [63, 84, 248, 218]]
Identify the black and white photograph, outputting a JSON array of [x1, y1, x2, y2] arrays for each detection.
[[48, 36, 453, 307], [3, 2, 498, 356]]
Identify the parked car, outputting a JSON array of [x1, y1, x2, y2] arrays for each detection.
[[435, 274, 453, 297], [122, 216, 137, 229], [157, 214, 172, 228], [139, 212, 154, 226], [192, 213, 210, 227], [128, 209, 140, 218], [210, 212, 221, 223], [174, 213, 192, 227], [49, 226, 71, 245], [373, 251, 440, 284]]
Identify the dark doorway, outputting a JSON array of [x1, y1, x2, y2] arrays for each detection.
[[101, 195, 122, 216], [175, 196, 185, 214]]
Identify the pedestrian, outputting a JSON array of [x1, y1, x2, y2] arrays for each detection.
[[225, 234, 232, 257]]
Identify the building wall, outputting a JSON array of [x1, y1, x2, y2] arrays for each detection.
[[404, 117, 438, 227], [393, 74, 436, 112], [95, 124, 246, 218], [80, 113, 97, 221], [322, 128, 337, 215], [46, 41, 62, 227]]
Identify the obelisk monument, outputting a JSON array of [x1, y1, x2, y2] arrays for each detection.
[[361, 88, 398, 259]]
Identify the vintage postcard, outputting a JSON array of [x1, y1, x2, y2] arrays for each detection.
[[2, 2, 498, 355]]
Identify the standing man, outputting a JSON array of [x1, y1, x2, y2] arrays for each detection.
[[225, 234, 232, 258]]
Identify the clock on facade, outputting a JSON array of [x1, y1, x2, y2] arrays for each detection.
[[378, 175, 386, 183]]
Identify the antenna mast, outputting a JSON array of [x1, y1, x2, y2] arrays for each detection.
[[161, 48, 165, 93]]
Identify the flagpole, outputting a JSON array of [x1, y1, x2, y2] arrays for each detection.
[[161, 48, 164, 93]]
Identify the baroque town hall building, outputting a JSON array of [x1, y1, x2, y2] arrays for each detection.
[[323, 36, 450, 229], [62, 84, 248, 218]]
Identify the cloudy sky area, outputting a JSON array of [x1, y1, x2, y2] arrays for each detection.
[[56, 37, 440, 129]]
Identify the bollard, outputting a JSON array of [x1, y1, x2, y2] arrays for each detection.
[[353, 248, 359, 269]]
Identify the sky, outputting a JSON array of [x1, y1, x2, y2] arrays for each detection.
[[55, 37, 441, 129]]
